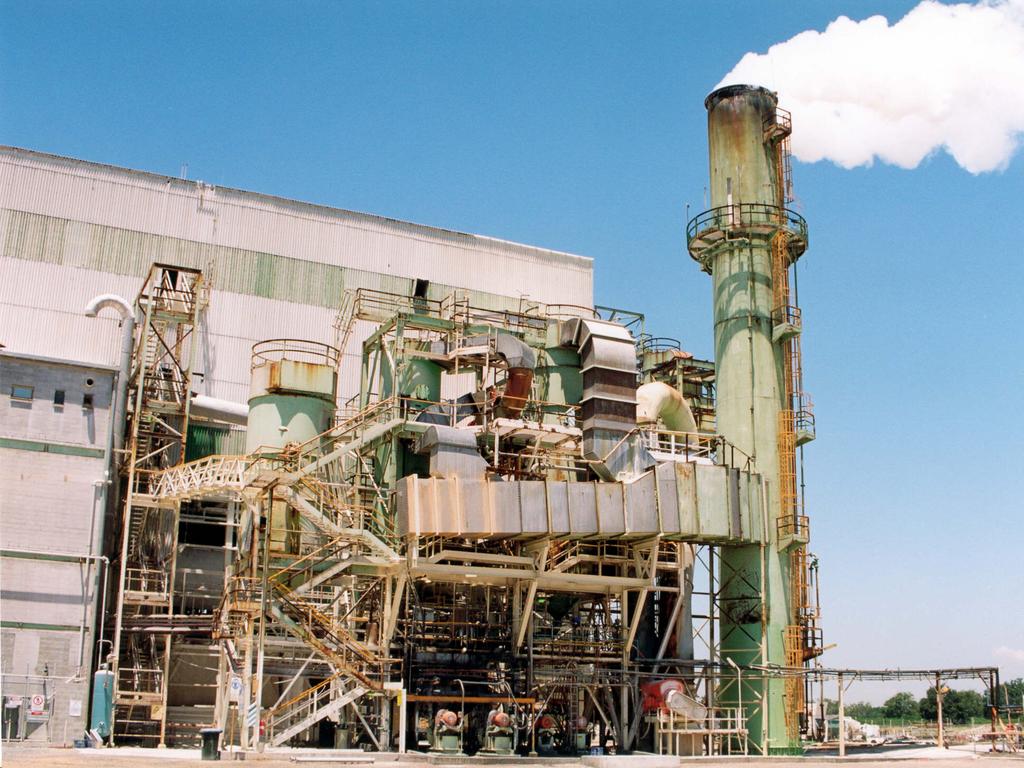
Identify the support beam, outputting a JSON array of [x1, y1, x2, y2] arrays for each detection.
[[837, 672, 845, 758]]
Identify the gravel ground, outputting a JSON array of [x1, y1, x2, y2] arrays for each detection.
[[2, 746, 1022, 768]]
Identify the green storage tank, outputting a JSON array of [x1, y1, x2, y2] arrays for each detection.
[[245, 340, 339, 454], [90, 669, 114, 739]]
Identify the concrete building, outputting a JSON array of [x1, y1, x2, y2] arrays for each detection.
[[0, 352, 116, 743]]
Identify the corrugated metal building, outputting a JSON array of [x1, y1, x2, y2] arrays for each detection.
[[0, 145, 593, 403], [0, 145, 595, 744]]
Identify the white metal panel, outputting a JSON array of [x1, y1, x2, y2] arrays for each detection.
[[0, 147, 594, 307], [0, 258, 129, 367]]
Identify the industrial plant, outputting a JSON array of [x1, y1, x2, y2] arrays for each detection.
[[0, 87, 1011, 760]]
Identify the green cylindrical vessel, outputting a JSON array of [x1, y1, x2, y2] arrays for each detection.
[[90, 669, 114, 738], [382, 352, 442, 404], [534, 347, 582, 424], [698, 84, 797, 754], [245, 340, 338, 454]]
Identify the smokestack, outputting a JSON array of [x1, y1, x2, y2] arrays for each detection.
[[687, 84, 808, 753], [716, 1, 1024, 173]]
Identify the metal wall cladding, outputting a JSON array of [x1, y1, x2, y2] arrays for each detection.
[[2, 147, 596, 407], [0, 257, 132, 367], [396, 463, 764, 543], [0, 147, 594, 307]]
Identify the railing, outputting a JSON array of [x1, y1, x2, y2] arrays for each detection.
[[547, 540, 632, 572], [772, 304, 802, 330], [124, 567, 170, 597], [653, 705, 749, 755], [152, 454, 250, 499], [638, 429, 753, 471], [640, 336, 682, 353], [267, 672, 343, 738], [793, 393, 816, 438], [776, 515, 809, 542], [141, 264, 203, 316], [687, 203, 807, 244], [269, 581, 382, 690], [785, 624, 824, 663], [532, 624, 625, 658], [349, 287, 609, 337], [527, 303, 599, 320], [763, 106, 792, 138], [351, 287, 550, 336], [272, 581, 377, 665], [251, 338, 341, 369], [640, 430, 718, 463], [686, 203, 808, 271], [116, 667, 164, 696]]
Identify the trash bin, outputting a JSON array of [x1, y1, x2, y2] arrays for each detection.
[[200, 728, 222, 761]]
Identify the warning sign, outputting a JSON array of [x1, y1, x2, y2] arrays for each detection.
[[229, 674, 243, 702], [27, 694, 48, 721]]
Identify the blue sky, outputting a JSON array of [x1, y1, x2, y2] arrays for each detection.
[[2, 1, 1021, 702]]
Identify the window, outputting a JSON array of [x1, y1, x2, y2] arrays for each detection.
[[82, 393, 94, 410], [53, 389, 66, 406], [10, 385, 33, 401]]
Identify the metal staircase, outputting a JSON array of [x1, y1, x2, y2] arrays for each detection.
[[110, 264, 205, 745], [268, 673, 367, 746], [147, 393, 403, 749]]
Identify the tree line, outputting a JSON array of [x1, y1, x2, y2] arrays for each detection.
[[823, 678, 1023, 725]]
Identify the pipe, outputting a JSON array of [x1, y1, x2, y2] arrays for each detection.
[[85, 294, 134, 460], [84, 293, 133, 732], [494, 333, 536, 419], [191, 393, 249, 425], [636, 382, 696, 433]]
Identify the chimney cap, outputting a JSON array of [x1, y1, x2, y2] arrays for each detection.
[[704, 84, 778, 111]]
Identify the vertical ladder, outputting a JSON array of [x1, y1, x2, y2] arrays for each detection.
[[766, 107, 819, 741]]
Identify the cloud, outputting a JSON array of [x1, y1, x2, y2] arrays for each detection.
[[716, 0, 1024, 173], [995, 645, 1024, 662]]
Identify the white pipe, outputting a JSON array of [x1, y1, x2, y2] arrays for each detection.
[[191, 394, 249, 426], [84, 294, 134, 733], [84, 294, 134, 458], [636, 382, 697, 432], [84, 295, 132, 320]]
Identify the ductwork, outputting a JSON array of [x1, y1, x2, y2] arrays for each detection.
[[416, 425, 488, 479], [560, 317, 653, 481], [85, 294, 133, 321], [636, 382, 697, 433], [494, 333, 535, 419]]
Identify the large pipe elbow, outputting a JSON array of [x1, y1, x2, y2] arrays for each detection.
[[85, 294, 133, 320], [637, 382, 696, 433], [495, 334, 536, 418]]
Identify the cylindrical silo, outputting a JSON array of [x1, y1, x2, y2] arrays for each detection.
[[245, 340, 339, 454], [687, 84, 808, 754], [246, 340, 339, 554]]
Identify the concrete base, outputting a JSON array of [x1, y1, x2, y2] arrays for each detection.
[[582, 756, 679, 768]]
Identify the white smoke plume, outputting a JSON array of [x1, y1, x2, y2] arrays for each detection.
[[717, 0, 1024, 173]]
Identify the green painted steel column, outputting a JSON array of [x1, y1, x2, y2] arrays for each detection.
[[694, 85, 794, 754]]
